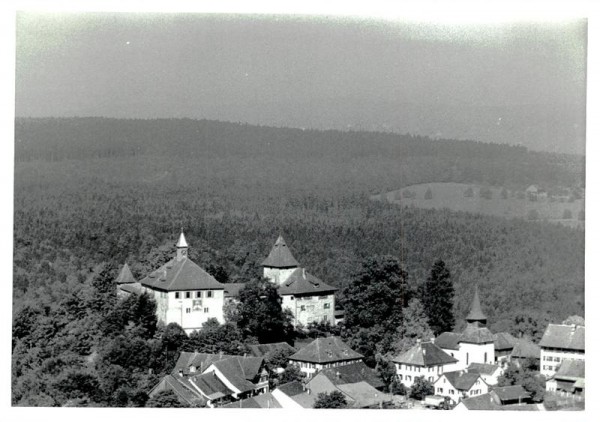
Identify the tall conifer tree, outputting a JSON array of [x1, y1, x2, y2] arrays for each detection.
[[420, 260, 455, 335]]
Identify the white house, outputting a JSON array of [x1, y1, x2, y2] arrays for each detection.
[[137, 232, 226, 334], [465, 363, 503, 386], [433, 370, 489, 404], [545, 359, 585, 397], [539, 323, 584, 377], [262, 236, 337, 327], [288, 336, 363, 378], [392, 340, 458, 387]]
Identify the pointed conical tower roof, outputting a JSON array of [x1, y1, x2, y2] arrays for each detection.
[[465, 285, 487, 325], [176, 231, 189, 248], [115, 262, 136, 285], [261, 235, 300, 268]]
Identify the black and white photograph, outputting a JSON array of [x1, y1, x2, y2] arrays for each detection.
[[7, 0, 594, 416]]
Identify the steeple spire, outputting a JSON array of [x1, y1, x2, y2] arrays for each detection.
[[465, 285, 487, 326], [261, 235, 300, 268], [176, 230, 189, 261]]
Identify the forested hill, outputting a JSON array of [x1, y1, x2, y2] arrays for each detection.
[[14, 117, 584, 331]]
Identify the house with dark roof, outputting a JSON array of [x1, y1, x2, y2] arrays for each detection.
[[220, 392, 282, 408], [392, 340, 458, 387], [289, 336, 363, 378], [454, 387, 537, 411], [434, 286, 495, 370], [539, 323, 584, 377], [466, 363, 503, 386], [509, 338, 541, 367], [433, 370, 489, 404], [546, 359, 585, 397], [261, 236, 337, 327], [490, 385, 532, 405], [271, 381, 311, 408], [148, 374, 206, 407], [136, 232, 226, 334], [493, 332, 519, 365]]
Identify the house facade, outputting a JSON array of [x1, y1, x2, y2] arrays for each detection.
[[288, 336, 363, 378], [466, 363, 503, 386], [392, 340, 458, 387], [137, 232, 226, 334], [262, 236, 337, 327], [539, 323, 585, 377], [546, 359, 585, 397], [433, 371, 489, 404]]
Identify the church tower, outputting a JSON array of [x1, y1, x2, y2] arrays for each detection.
[[465, 285, 487, 326], [176, 231, 189, 262], [261, 235, 300, 285]]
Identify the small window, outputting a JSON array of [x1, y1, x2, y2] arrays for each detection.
[[449, 389, 454, 395], [407, 376, 411, 382], [204, 307, 209, 313], [185, 308, 191, 314], [185, 292, 191, 299], [300, 305, 306, 311], [290, 296, 294, 300], [196, 291, 203, 298], [175, 292, 180, 299], [324, 303, 331, 309], [429, 377, 433, 382]]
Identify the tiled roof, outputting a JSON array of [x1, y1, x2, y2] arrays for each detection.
[[115, 262, 136, 284], [318, 361, 385, 390], [336, 381, 386, 408], [118, 282, 143, 294], [466, 363, 501, 376], [539, 324, 585, 351], [160, 375, 205, 405], [223, 283, 246, 298], [289, 336, 363, 364], [459, 393, 499, 410], [276, 381, 305, 397], [459, 323, 495, 344], [442, 371, 483, 391], [261, 236, 300, 268], [494, 332, 519, 351], [465, 286, 487, 323], [510, 339, 541, 359], [435, 332, 461, 351], [278, 268, 337, 296], [248, 342, 297, 357], [491, 385, 531, 402], [173, 352, 236, 375], [554, 359, 585, 380], [140, 256, 224, 292], [221, 393, 282, 408], [289, 392, 316, 408], [392, 341, 457, 367], [211, 356, 264, 393], [190, 372, 234, 400]]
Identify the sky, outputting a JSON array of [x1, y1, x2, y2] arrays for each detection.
[[15, 13, 587, 154]]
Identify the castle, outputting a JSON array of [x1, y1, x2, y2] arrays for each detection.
[[116, 233, 336, 333]]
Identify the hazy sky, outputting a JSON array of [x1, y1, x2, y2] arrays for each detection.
[[15, 13, 587, 154]]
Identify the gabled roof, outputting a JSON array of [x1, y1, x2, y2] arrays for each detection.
[[210, 356, 264, 393], [158, 375, 205, 406], [276, 381, 305, 397], [459, 323, 495, 344], [459, 393, 499, 410], [539, 324, 585, 351], [115, 262, 136, 284], [278, 268, 337, 296], [494, 332, 519, 351], [336, 381, 386, 408], [510, 339, 541, 359], [554, 359, 585, 380], [491, 385, 531, 402], [223, 283, 246, 298], [221, 392, 282, 408], [261, 235, 300, 268], [465, 286, 487, 324], [318, 361, 385, 390], [190, 372, 234, 400], [392, 341, 457, 367], [466, 363, 502, 376], [247, 342, 297, 357], [442, 371, 483, 391], [173, 352, 237, 375], [289, 336, 363, 364], [140, 256, 224, 291], [435, 332, 461, 351]]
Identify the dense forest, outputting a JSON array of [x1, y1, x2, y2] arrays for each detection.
[[12, 117, 584, 405]]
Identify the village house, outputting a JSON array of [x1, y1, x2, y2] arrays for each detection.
[[454, 385, 535, 410], [288, 336, 363, 378], [118, 232, 227, 334], [539, 323, 585, 377], [392, 339, 458, 387], [546, 359, 585, 398], [271, 381, 310, 409], [433, 370, 489, 404], [493, 332, 519, 366], [435, 287, 495, 369], [466, 363, 503, 386], [149, 351, 269, 407], [262, 236, 337, 327], [509, 338, 541, 367]]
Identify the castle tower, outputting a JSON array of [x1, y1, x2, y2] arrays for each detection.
[[261, 235, 300, 285], [176, 231, 189, 262], [465, 285, 487, 327]]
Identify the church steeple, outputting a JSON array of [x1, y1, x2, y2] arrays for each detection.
[[176, 231, 189, 262], [465, 285, 487, 326]]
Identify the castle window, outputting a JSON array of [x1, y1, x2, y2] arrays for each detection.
[[207, 291, 213, 298], [196, 291, 203, 298], [324, 303, 331, 309], [175, 292, 180, 299], [185, 292, 191, 299]]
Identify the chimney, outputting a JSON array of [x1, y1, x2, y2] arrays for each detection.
[[219, 351, 223, 360], [302, 268, 306, 278], [336, 371, 341, 380], [307, 388, 311, 395], [178, 369, 183, 377], [430, 337, 435, 343], [416, 339, 421, 345]]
